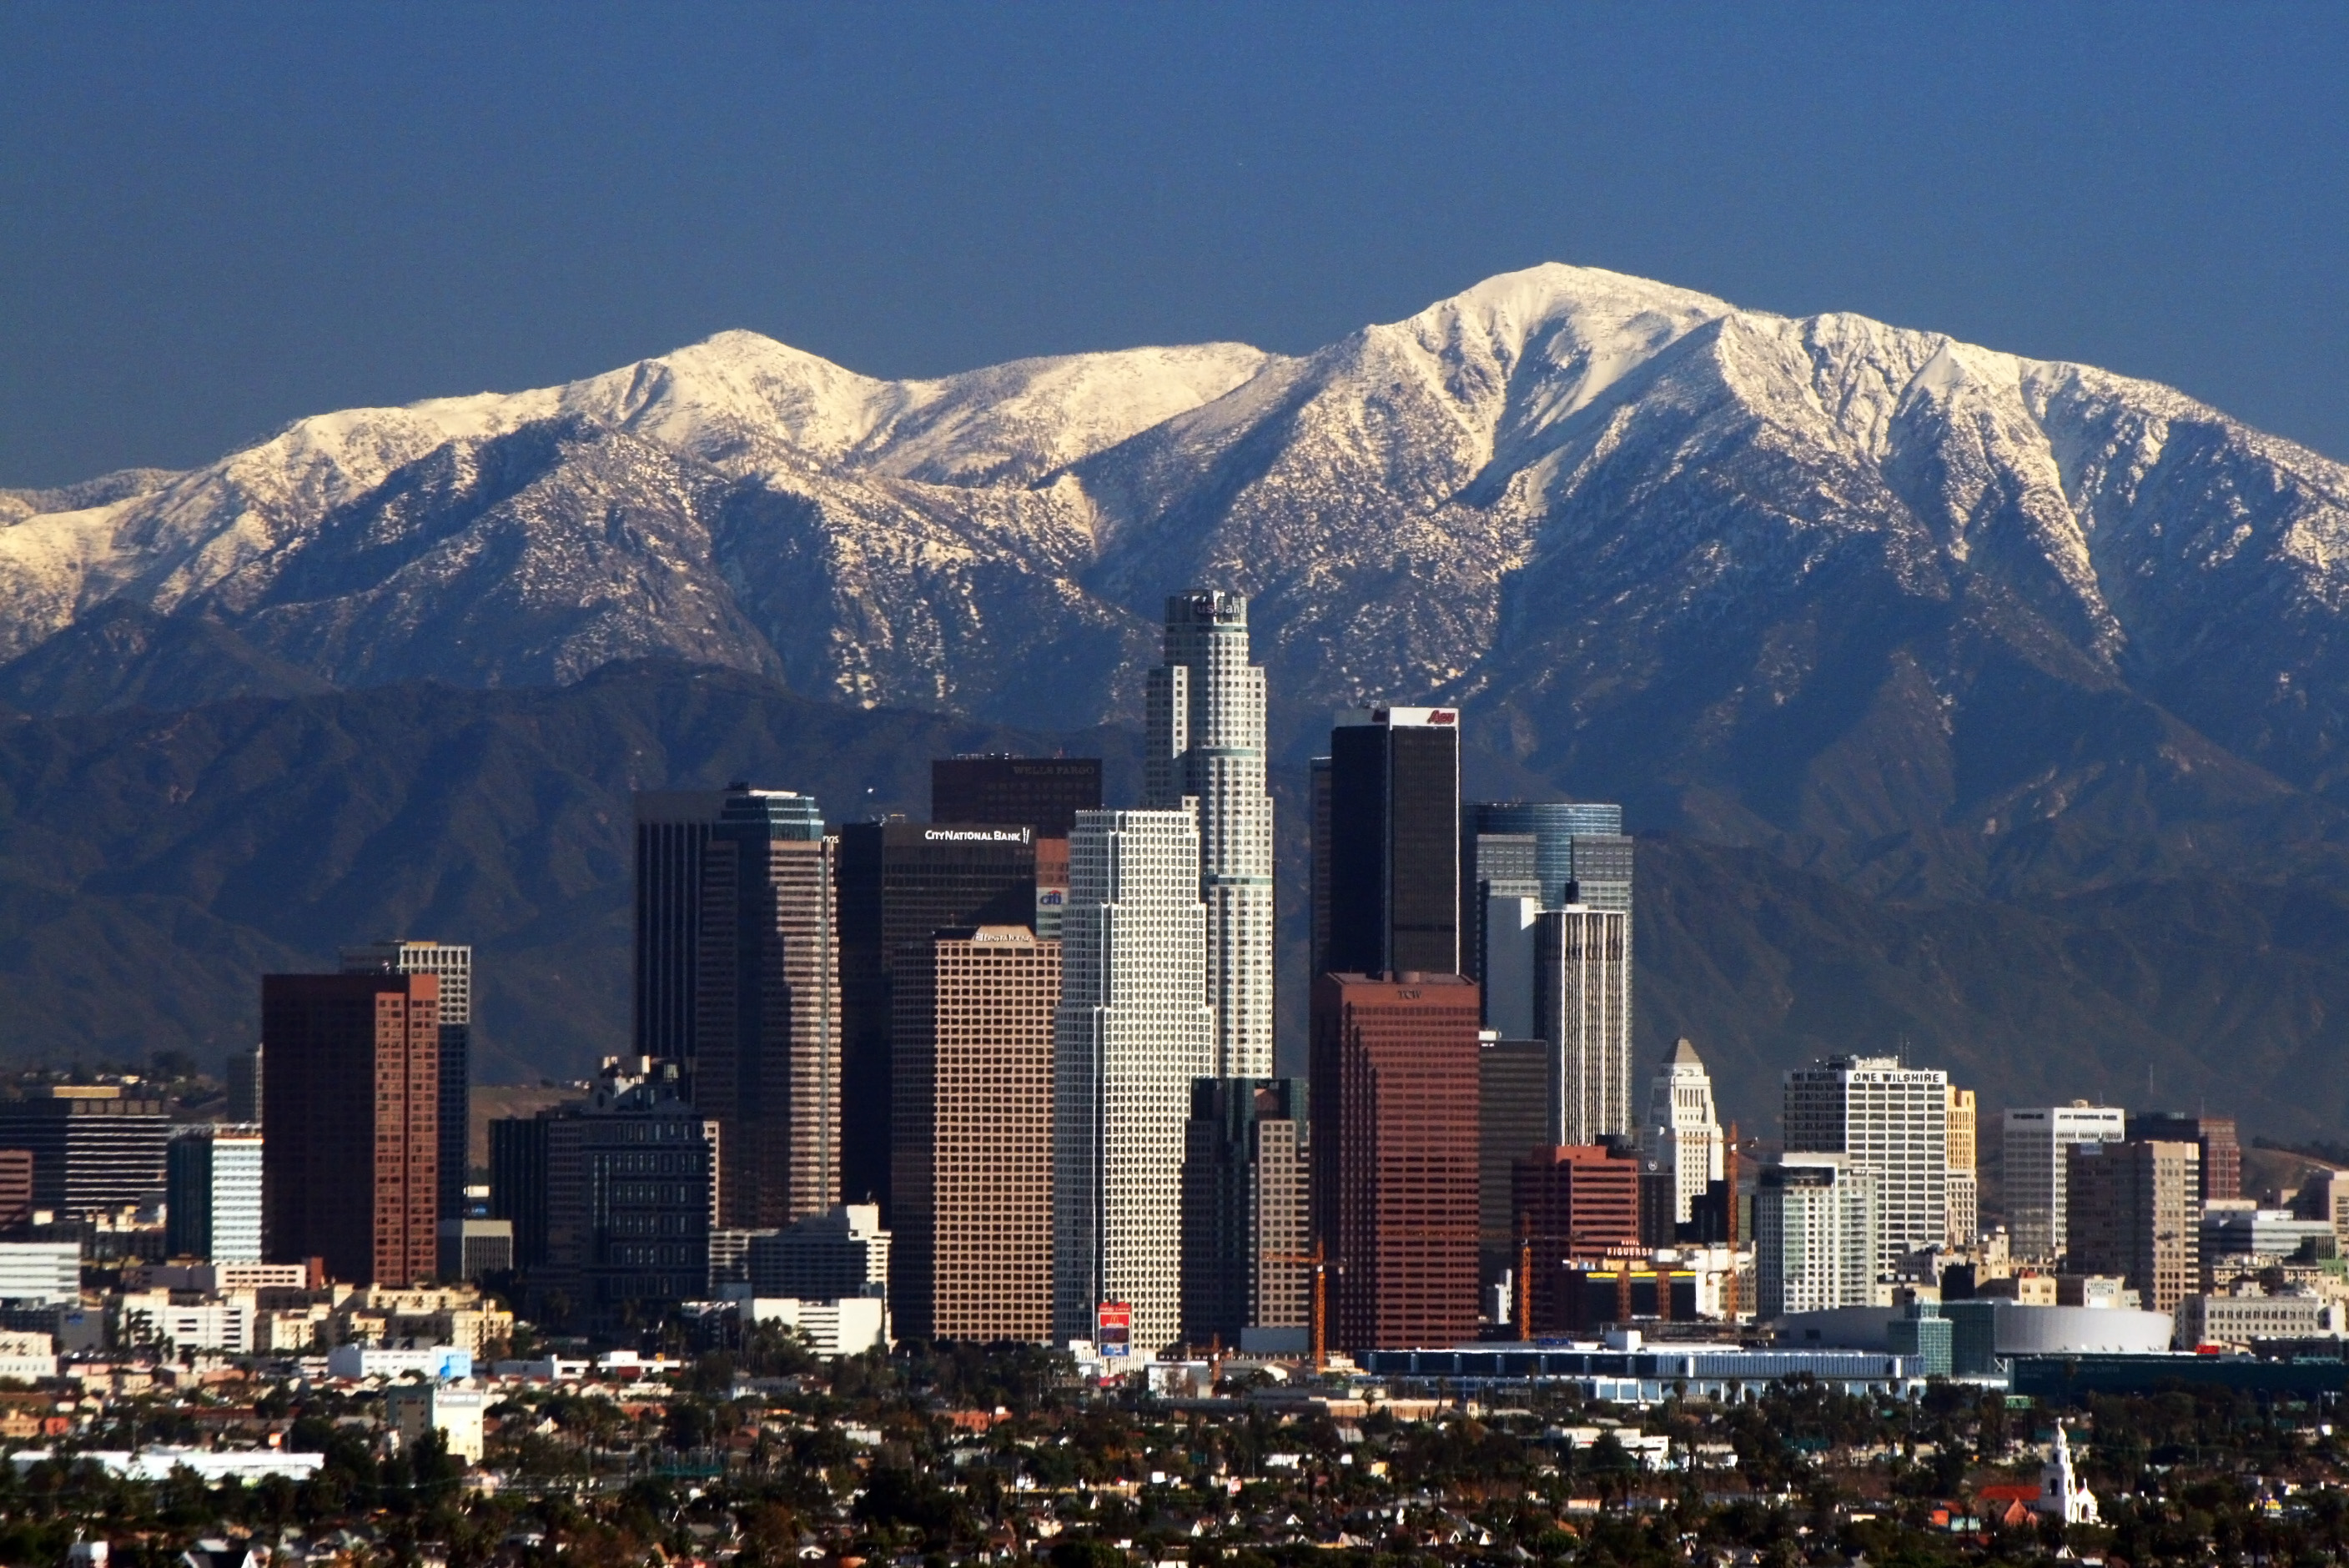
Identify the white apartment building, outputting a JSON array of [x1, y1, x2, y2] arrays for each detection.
[[1783, 1056, 1947, 1276], [2003, 1103, 2126, 1262], [1144, 590, 1274, 1080], [116, 1289, 257, 1355], [1535, 905, 1632, 1145], [1052, 808, 1215, 1354], [1642, 1038, 1724, 1226], [1754, 1154, 1876, 1317]]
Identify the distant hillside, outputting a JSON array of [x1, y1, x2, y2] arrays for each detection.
[[4, 665, 2348, 1138]]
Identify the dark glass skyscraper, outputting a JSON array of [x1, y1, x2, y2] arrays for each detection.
[[1325, 707, 1461, 977], [836, 820, 1037, 1215], [631, 785, 840, 1229], [930, 756, 1103, 837]]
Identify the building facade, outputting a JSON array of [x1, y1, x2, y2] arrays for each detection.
[[260, 972, 440, 1285], [1051, 809, 1215, 1354], [0, 1086, 171, 1218], [1144, 591, 1275, 1080], [1311, 972, 1481, 1354], [2129, 1113, 2242, 1205], [930, 756, 1103, 838], [837, 820, 1037, 1214], [488, 1115, 551, 1269], [1512, 1143, 1643, 1332], [1945, 1086, 1979, 1247], [165, 1127, 263, 1263], [540, 1061, 716, 1329], [1325, 709, 1461, 978], [2066, 1138, 2202, 1316], [891, 925, 1059, 1344], [2004, 1103, 2126, 1262], [1461, 802, 1632, 1035], [745, 1204, 891, 1299], [1755, 1155, 1877, 1318], [1642, 1038, 1724, 1228], [1535, 906, 1633, 1146], [688, 787, 841, 1228], [1479, 1034, 1553, 1290], [341, 940, 473, 1222], [1180, 1078, 1310, 1349], [1783, 1056, 1948, 1276]]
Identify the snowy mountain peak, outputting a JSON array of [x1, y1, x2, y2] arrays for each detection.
[[6, 262, 2349, 868]]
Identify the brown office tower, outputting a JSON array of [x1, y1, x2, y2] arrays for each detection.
[[837, 820, 1038, 1214], [1181, 1078, 1310, 1349], [260, 972, 440, 1285], [930, 756, 1103, 839], [694, 788, 841, 1228], [1512, 1144, 1643, 1332], [2067, 1138, 2201, 1315], [1479, 1036, 1552, 1292], [1311, 972, 1480, 1352], [891, 926, 1059, 1343], [2129, 1113, 2241, 1204]]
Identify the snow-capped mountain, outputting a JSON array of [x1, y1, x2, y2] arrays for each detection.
[[8, 264, 2349, 893]]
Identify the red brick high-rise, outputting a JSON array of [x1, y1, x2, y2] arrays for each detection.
[[261, 972, 440, 1285], [1310, 972, 1480, 1353], [1512, 1143, 1643, 1333]]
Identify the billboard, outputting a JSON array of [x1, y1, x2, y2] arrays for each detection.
[[1096, 1301, 1132, 1358]]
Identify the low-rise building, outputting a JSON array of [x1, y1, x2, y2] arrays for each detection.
[[720, 1291, 891, 1359], [0, 1330, 58, 1382], [2175, 1289, 2344, 1348], [385, 1383, 487, 1463], [324, 1344, 473, 1381]]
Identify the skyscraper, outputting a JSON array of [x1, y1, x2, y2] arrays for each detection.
[[1513, 1143, 1642, 1332], [2067, 1138, 2201, 1315], [165, 1127, 264, 1264], [1945, 1086, 1979, 1247], [1478, 1033, 1552, 1289], [698, 788, 840, 1228], [1461, 801, 1633, 1043], [931, 756, 1104, 838], [2127, 1113, 2241, 1205], [892, 925, 1059, 1344], [261, 972, 440, 1285], [1144, 591, 1275, 1079], [0, 1086, 171, 1218], [1325, 708, 1461, 978], [341, 940, 473, 1222], [1783, 1055, 1948, 1277], [836, 820, 1036, 1213], [1535, 905, 1632, 1145], [1180, 1078, 1310, 1349], [539, 1058, 717, 1329], [1311, 972, 1481, 1354], [636, 787, 841, 1229], [1642, 1038, 1724, 1229], [225, 1048, 261, 1125], [1754, 1155, 1877, 1317], [2004, 1103, 2125, 1262], [1052, 808, 1215, 1354]]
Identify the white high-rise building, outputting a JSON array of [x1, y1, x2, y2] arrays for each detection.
[[1533, 905, 1632, 1145], [1643, 1038, 1724, 1227], [1754, 1154, 1876, 1317], [2004, 1103, 2126, 1263], [1783, 1056, 1947, 1277], [1144, 591, 1274, 1080], [1052, 808, 1215, 1354], [165, 1126, 264, 1264]]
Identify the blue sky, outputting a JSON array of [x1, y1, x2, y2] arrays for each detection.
[[3, 3, 2345, 485]]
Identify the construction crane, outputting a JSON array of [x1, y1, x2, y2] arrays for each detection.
[[1258, 1240, 1334, 1374]]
